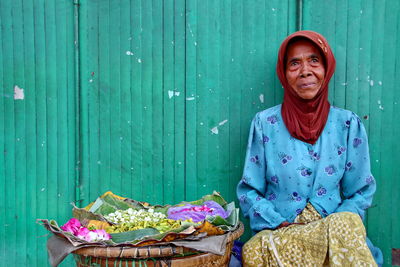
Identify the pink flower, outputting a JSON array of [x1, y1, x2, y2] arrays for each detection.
[[92, 229, 112, 241], [61, 218, 81, 235], [76, 227, 90, 241], [60, 218, 112, 242], [76, 227, 111, 242]]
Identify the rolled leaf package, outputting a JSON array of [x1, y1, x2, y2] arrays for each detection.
[[167, 200, 229, 222]]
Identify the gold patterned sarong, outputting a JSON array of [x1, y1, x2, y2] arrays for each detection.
[[242, 204, 377, 267]]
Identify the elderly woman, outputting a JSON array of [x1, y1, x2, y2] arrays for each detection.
[[237, 31, 382, 266]]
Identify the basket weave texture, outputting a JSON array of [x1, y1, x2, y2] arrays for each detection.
[[74, 222, 244, 267]]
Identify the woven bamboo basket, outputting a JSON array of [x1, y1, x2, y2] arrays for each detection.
[[73, 222, 244, 267]]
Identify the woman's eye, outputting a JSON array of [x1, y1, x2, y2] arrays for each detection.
[[311, 58, 319, 63]]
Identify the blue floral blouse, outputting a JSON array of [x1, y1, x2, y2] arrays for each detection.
[[237, 104, 376, 231]]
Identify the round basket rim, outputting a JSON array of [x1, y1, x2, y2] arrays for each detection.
[[73, 222, 244, 259]]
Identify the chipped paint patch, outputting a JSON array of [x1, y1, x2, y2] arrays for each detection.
[[211, 127, 219, 134], [186, 97, 195, 101], [137, 58, 142, 63], [168, 90, 180, 99], [14, 85, 24, 100], [259, 94, 264, 103], [370, 80, 374, 86], [377, 100, 384, 110], [378, 81, 382, 86], [126, 51, 134, 56], [211, 120, 228, 135], [219, 119, 228, 126]]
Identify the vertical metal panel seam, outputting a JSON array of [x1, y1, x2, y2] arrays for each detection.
[[73, 0, 81, 207], [161, 0, 165, 203], [184, 0, 187, 201], [296, 0, 303, 31]]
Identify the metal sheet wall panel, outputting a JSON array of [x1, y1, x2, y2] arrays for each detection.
[[78, 0, 296, 207], [0, 0, 76, 266], [302, 0, 400, 265]]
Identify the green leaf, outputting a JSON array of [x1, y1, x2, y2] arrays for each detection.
[[110, 228, 160, 243], [73, 207, 107, 221], [206, 202, 239, 231]]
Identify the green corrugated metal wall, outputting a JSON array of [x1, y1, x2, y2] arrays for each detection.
[[0, 0, 398, 266]]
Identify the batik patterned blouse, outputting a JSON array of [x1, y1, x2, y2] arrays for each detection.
[[237, 104, 376, 231]]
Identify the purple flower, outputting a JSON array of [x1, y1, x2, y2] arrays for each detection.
[[298, 166, 312, 177], [317, 187, 327, 196], [345, 161, 353, 171], [366, 175, 374, 185], [279, 153, 292, 165], [301, 169, 312, 177], [253, 210, 261, 217], [250, 155, 259, 163], [324, 165, 336, 176], [296, 208, 303, 215], [271, 175, 279, 184], [267, 193, 276, 201], [290, 192, 302, 202], [256, 195, 261, 201], [267, 115, 278, 124], [353, 138, 363, 148], [239, 195, 247, 203], [241, 176, 249, 184], [308, 151, 320, 161], [263, 135, 269, 143], [337, 146, 346, 155]]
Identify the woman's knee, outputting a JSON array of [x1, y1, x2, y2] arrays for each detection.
[[327, 211, 361, 222]]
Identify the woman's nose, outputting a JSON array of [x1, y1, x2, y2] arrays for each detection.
[[300, 64, 312, 77]]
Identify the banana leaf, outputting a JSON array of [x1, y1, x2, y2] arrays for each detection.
[[89, 194, 134, 215], [110, 228, 160, 244]]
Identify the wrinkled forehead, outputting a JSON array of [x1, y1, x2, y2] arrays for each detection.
[[285, 37, 326, 65]]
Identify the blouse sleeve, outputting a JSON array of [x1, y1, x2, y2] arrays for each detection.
[[334, 114, 376, 219], [236, 113, 286, 231]]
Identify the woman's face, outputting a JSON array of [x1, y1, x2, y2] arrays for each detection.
[[285, 39, 326, 100]]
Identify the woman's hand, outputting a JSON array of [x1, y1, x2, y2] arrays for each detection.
[[276, 221, 305, 229], [277, 221, 291, 229]]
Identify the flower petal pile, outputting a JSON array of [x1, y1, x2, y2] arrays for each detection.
[[61, 218, 111, 242]]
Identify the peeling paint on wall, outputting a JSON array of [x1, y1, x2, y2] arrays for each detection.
[[259, 94, 264, 103], [168, 90, 180, 99], [14, 85, 24, 100], [211, 119, 228, 135]]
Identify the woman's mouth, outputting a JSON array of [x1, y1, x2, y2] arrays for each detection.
[[299, 82, 316, 89]]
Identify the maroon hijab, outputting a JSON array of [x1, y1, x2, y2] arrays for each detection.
[[276, 31, 336, 144]]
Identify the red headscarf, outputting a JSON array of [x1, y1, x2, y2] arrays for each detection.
[[276, 31, 336, 144]]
